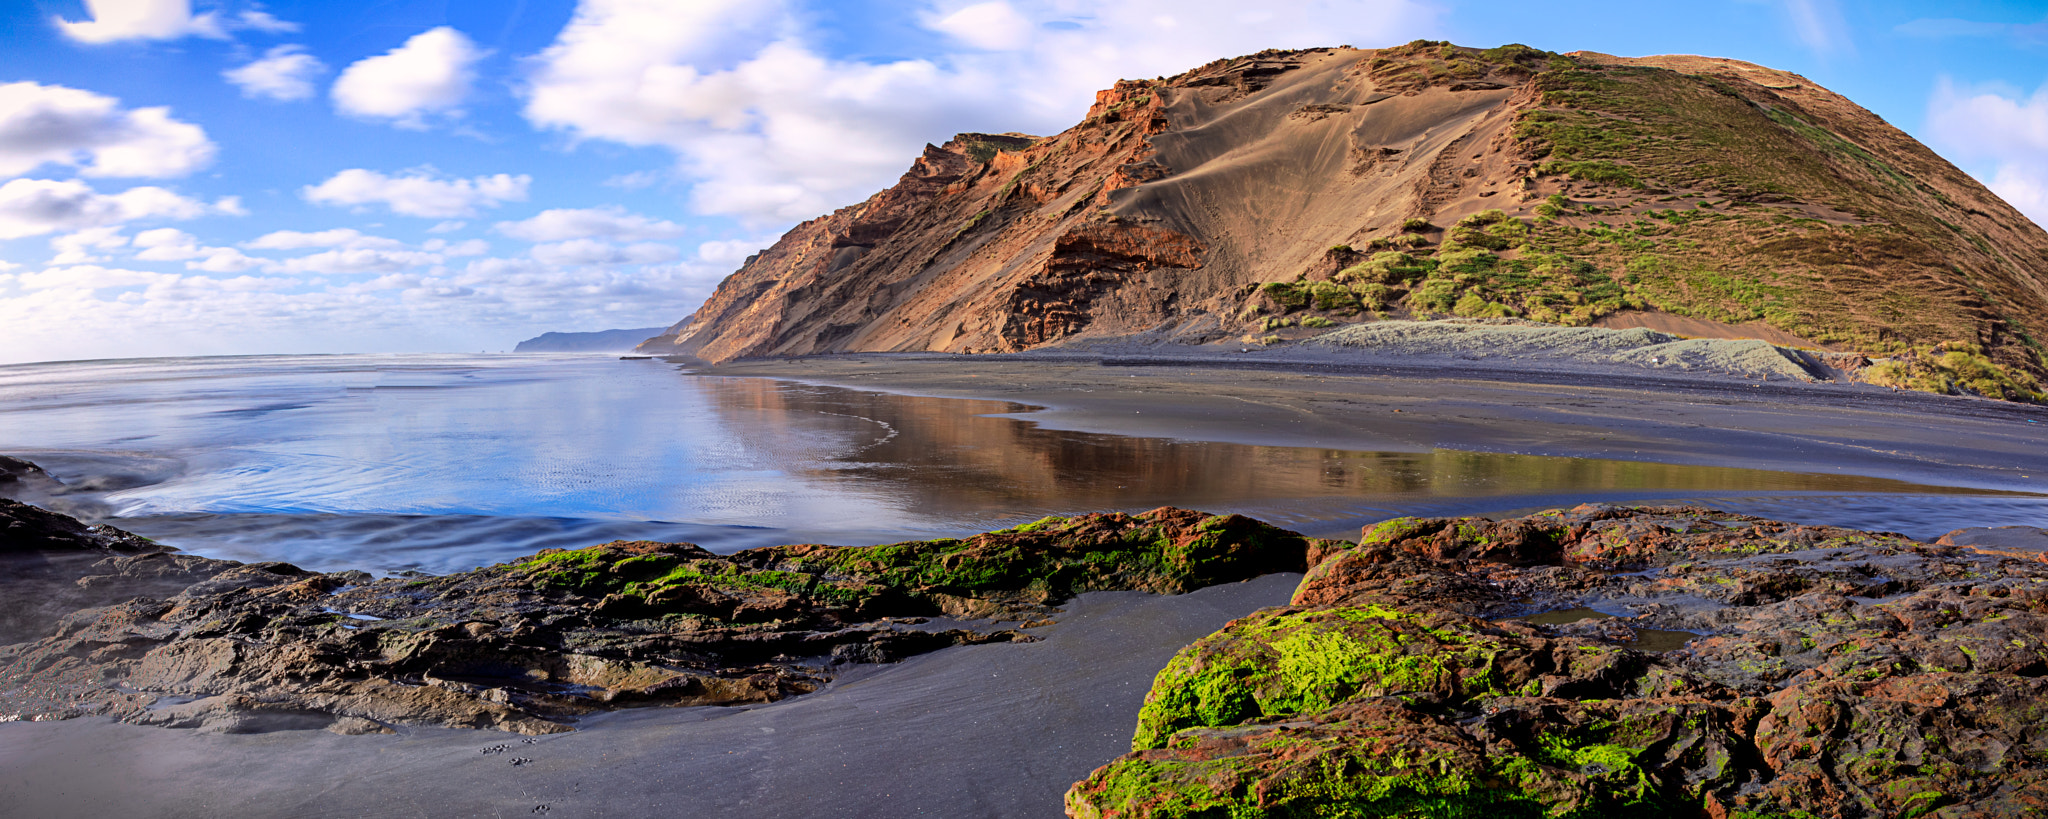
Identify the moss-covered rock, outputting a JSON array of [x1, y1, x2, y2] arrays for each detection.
[[763, 507, 1327, 609], [1128, 604, 1660, 750], [0, 502, 1325, 734], [1068, 505, 2048, 818], [1074, 696, 1757, 819]]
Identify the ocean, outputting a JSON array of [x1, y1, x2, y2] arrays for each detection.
[[0, 352, 2037, 575]]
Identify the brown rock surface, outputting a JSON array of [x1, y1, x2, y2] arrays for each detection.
[[1068, 505, 2048, 818], [0, 496, 241, 646], [0, 500, 1329, 735], [1938, 525, 2048, 560]]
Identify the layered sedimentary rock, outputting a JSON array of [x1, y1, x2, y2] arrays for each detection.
[[0, 502, 1327, 735], [643, 42, 2048, 399], [1067, 505, 2048, 818]]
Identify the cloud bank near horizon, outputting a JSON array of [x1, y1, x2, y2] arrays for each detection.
[[1, 0, 2043, 364]]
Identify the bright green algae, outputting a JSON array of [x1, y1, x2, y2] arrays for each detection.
[[1070, 727, 1555, 819], [1097, 601, 1730, 818], [507, 509, 1323, 620], [1129, 605, 1514, 750], [782, 511, 1318, 600]]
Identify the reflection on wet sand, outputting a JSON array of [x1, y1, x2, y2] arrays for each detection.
[[701, 377, 1998, 522]]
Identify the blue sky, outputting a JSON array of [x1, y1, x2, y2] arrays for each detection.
[[1, 0, 2044, 364]]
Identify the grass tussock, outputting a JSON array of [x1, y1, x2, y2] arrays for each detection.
[[1225, 46, 2048, 401], [1864, 345, 2044, 402]]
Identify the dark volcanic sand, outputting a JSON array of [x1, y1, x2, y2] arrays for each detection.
[[0, 575, 1298, 819]]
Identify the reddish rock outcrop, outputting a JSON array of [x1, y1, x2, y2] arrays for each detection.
[[644, 42, 2048, 397]]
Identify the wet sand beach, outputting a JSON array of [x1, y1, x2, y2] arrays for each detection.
[[694, 351, 2048, 495]]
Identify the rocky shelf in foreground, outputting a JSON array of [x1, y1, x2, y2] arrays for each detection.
[[0, 500, 1325, 735], [10, 481, 2048, 818], [1067, 505, 2048, 819]]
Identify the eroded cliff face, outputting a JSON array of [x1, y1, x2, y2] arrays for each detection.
[[640, 42, 2048, 394]]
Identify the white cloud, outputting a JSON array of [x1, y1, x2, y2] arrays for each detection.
[[131, 227, 264, 272], [427, 220, 467, 233], [1986, 166, 2048, 226], [303, 168, 530, 218], [133, 274, 303, 301], [530, 239, 681, 266], [0, 252, 738, 364], [495, 206, 688, 241], [131, 227, 200, 257], [12, 264, 177, 291], [603, 170, 664, 189], [695, 237, 769, 266], [56, 0, 226, 44], [235, 229, 487, 272], [1779, 0, 1853, 55], [338, 273, 425, 293], [0, 82, 215, 178], [925, 2, 1035, 51], [7, 268, 305, 310], [461, 257, 545, 278], [225, 45, 327, 102], [423, 238, 491, 256], [0, 178, 210, 239], [271, 248, 446, 275], [49, 226, 130, 265], [331, 27, 486, 127], [235, 8, 299, 34], [522, 0, 1436, 223], [1927, 77, 2048, 226], [246, 228, 406, 250], [190, 252, 265, 274]]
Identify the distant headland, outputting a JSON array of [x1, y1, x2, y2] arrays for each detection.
[[513, 328, 665, 353]]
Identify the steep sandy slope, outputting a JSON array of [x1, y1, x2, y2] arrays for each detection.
[[641, 42, 2048, 399]]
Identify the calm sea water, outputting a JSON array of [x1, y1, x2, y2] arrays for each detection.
[[0, 353, 2037, 575]]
